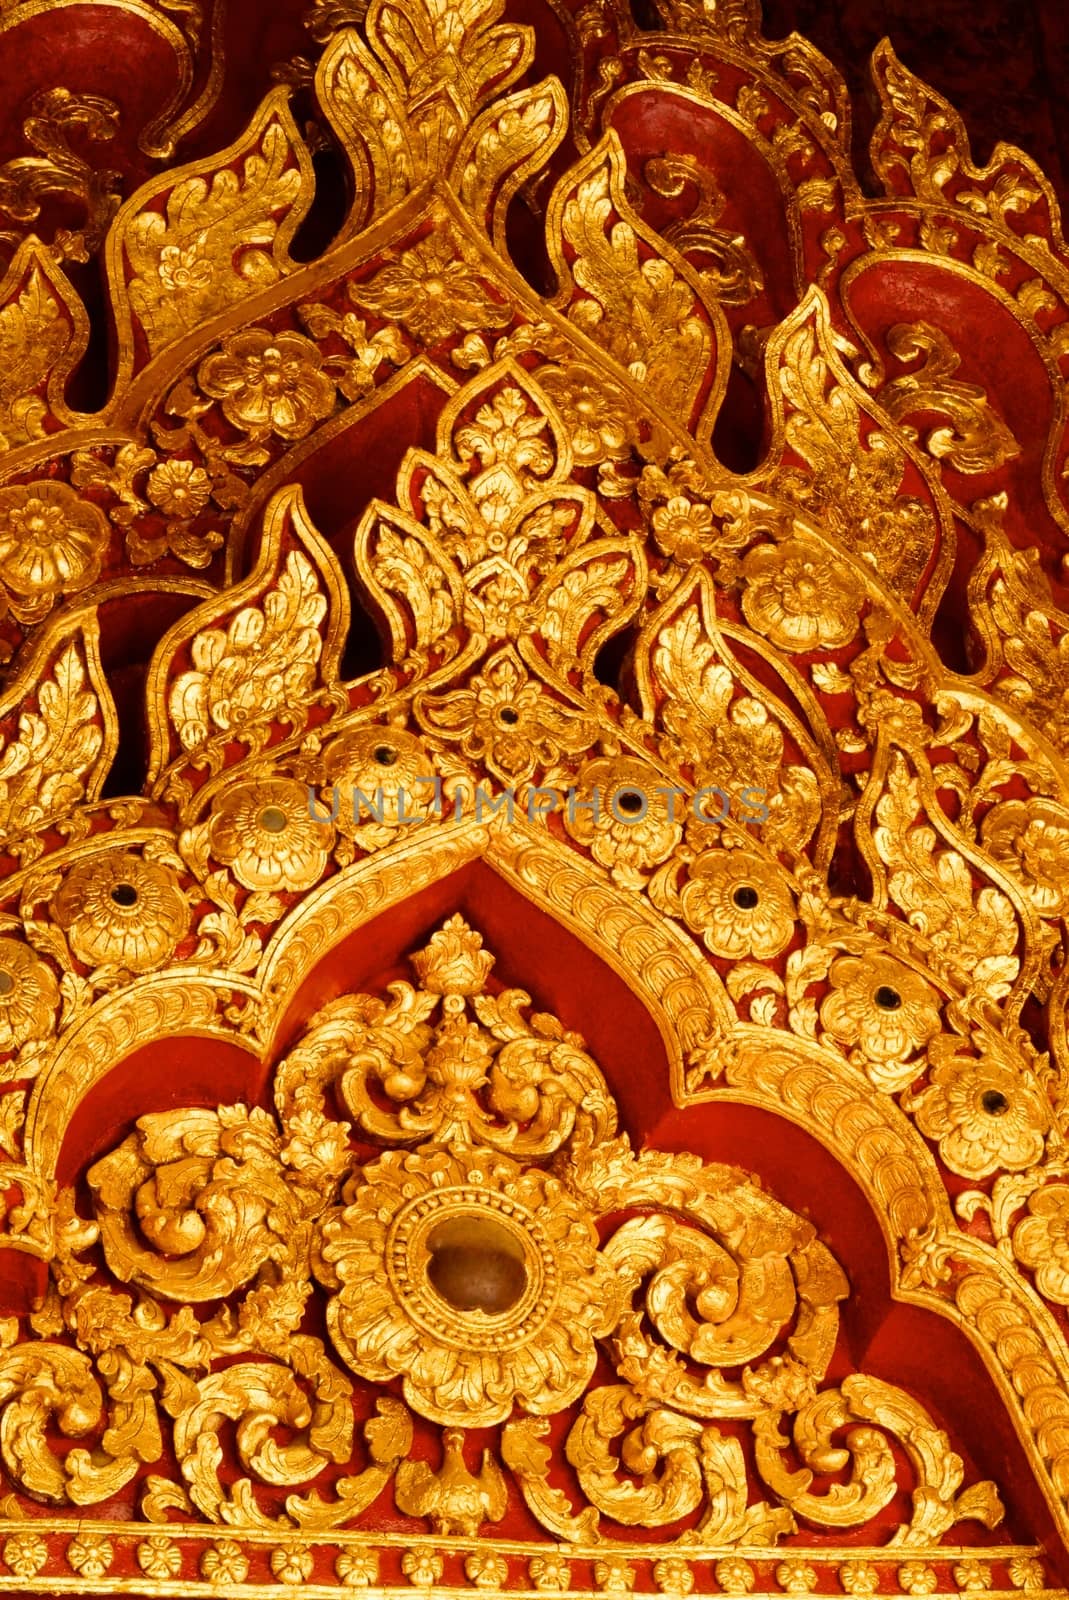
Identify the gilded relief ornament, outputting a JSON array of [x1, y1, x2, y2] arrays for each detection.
[[0, 87, 122, 266], [0, 938, 58, 1056], [349, 229, 513, 344], [0, 480, 109, 620], [739, 536, 864, 654], [0, 0, 1067, 1591], [12, 917, 1008, 1567], [197, 328, 337, 444], [208, 777, 334, 889], [318, 1142, 621, 1426], [52, 851, 191, 973]]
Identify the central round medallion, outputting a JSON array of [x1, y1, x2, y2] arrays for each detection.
[[426, 1214, 528, 1313], [317, 1145, 618, 1427], [386, 1183, 551, 1349]]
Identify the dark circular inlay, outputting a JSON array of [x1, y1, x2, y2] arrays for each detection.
[[498, 707, 520, 726], [111, 883, 139, 908], [615, 788, 644, 815], [732, 885, 759, 910], [0, 970, 13, 995], [258, 805, 288, 834], [426, 1216, 527, 1315], [374, 744, 398, 766], [982, 1089, 1009, 1116], [874, 985, 901, 1011]]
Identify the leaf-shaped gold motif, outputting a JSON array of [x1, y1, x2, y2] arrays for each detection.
[[367, 0, 533, 131], [873, 752, 1021, 1007], [317, 0, 535, 233], [453, 78, 569, 250], [876, 322, 1021, 475], [635, 573, 836, 862], [0, 240, 87, 447], [145, 485, 348, 785], [316, 29, 412, 233], [760, 287, 951, 622], [546, 134, 724, 439], [870, 40, 1063, 246], [106, 90, 313, 374], [169, 551, 326, 754], [0, 613, 117, 848]]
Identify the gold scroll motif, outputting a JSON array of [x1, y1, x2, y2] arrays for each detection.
[[11, 916, 1003, 1562], [0, 0, 1066, 1590], [0, 87, 122, 266], [875, 323, 1021, 474]]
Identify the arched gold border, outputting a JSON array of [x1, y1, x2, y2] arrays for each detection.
[[13, 808, 1069, 1551]]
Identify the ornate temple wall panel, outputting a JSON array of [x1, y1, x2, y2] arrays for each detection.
[[1, 0, 1069, 1595]]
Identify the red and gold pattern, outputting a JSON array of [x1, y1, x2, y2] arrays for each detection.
[[0, 0, 1068, 1593]]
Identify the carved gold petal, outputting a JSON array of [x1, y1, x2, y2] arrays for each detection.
[[544, 131, 729, 441], [104, 87, 314, 384], [143, 483, 349, 789], [0, 238, 88, 447], [0, 607, 117, 851]]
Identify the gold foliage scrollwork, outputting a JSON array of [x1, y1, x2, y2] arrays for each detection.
[[1, 0, 1069, 1583], [0, 612, 117, 858], [317, 0, 537, 230], [0, 87, 122, 266], [876, 322, 1021, 475], [0, 239, 88, 449], [546, 135, 722, 436], [87, 1104, 316, 1301], [762, 290, 945, 613], [754, 1376, 1003, 1543], [642, 154, 765, 306], [869, 39, 1061, 239], [0, 916, 1006, 1558]]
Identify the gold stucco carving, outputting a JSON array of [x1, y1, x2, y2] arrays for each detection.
[[0, 0, 1065, 1589]]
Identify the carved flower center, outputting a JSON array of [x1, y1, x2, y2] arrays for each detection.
[[1022, 822, 1063, 875], [874, 985, 901, 1011], [426, 1215, 528, 1314], [18, 500, 61, 544], [258, 350, 293, 390], [982, 1089, 1009, 1116], [110, 883, 139, 908], [0, 970, 13, 995], [374, 744, 398, 766], [258, 806, 289, 834], [732, 885, 759, 910]]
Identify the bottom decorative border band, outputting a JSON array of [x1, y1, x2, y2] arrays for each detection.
[[0, 1529, 1060, 1597]]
